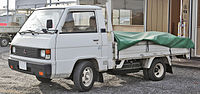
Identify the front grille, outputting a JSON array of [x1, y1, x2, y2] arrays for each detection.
[[13, 46, 40, 59]]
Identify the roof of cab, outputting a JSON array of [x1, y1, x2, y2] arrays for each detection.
[[37, 5, 102, 10]]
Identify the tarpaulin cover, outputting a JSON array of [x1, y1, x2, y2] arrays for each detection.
[[113, 31, 195, 51]]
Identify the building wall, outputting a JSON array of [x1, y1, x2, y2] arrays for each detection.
[[113, 25, 144, 32], [147, 0, 169, 32]]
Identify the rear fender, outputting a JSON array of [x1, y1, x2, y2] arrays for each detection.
[[143, 56, 172, 73]]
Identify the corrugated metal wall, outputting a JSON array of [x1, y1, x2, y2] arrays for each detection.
[[147, 0, 169, 32]]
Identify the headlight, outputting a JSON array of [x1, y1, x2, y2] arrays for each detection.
[[40, 50, 46, 58], [12, 46, 16, 54], [40, 49, 51, 60]]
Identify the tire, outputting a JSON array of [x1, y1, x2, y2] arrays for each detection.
[[36, 76, 52, 83], [145, 59, 166, 81], [0, 38, 9, 47], [73, 61, 95, 92]]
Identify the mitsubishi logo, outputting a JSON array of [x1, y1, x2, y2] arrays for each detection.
[[23, 49, 27, 55]]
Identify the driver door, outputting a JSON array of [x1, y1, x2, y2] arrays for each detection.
[[55, 11, 102, 75]]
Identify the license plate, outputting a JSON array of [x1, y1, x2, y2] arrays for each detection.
[[19, 61, 27, 70]]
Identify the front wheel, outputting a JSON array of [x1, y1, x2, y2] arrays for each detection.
[[143, 59, 166, 81], [73, 61, 95, 92], [0, 38, 9, 47]]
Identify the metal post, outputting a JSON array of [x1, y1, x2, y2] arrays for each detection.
[[168, 0, 171, 33], [106, 0, 113, 32], [179, 0, 183, 37], [189, 0, 193, 39], [50, 0, 52, 6], [77, 0, 80, 5], [144, 0, 148, 32], [7, 0, 9, 25], [189, 0, 193, 59]]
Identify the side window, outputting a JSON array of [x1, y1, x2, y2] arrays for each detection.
[[62, 11, 97, 33]]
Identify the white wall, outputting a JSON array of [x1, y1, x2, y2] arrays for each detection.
[[191, 0, 198, 56]]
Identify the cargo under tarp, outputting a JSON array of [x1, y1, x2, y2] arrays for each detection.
[[113, 31, 194, 51]]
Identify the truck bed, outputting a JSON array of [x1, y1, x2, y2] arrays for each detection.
[[0, 26, 20, 34], [117, 41, 189, 60]]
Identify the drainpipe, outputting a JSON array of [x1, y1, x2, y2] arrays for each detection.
[[189, 0, 193, 58]]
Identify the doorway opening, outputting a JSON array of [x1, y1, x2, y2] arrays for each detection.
[[170, 0, 190, 38]]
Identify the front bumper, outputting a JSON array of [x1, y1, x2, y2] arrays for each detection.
[[8, 59, 51, 78]]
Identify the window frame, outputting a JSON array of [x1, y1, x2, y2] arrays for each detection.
[[60, 11, 98, 34]]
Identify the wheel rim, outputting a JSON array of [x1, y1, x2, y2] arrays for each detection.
[[82, 67, 93, 87], [153, 63, 164, 78], [1, 39, 8, 46]]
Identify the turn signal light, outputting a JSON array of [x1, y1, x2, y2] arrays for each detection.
[[10, 65, 13, 69], [45, 50, 51, 55], [39, 72, 44, 76]]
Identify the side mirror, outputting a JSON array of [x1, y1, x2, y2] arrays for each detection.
[[46, 19, 53, 29]]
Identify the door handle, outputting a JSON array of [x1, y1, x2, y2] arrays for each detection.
[[93, 39, 99, 42]]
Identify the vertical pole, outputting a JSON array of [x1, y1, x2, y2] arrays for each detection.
[[77, 0, 80, 5], [7, 0, 9, 25], [189, 0, 193, 39], [50, 0, 52, 6], [195, 0, 198, 56], [168, 0, 171, 33], [189, 0, 193, 58], [179, 0, 183, 37], [144, 0, 148, 32], [106, 0, 113, 32]]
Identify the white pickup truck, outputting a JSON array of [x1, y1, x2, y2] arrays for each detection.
[[8, 5, 190, 91], [0, 14, 28, 47]]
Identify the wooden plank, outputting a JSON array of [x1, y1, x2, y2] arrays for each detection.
[[147, 0, 153, 31], [162, 0, 169, 32], [151, 0, 158, 31], [157, 0, 163, 32]]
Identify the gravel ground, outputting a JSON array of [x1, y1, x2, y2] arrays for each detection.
[[0, 47, 200, 94]]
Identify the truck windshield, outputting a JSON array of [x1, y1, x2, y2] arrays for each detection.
[[20, 9, 64, 33]]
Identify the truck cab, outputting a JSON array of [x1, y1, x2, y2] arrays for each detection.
[[9, 5, 115, 91]]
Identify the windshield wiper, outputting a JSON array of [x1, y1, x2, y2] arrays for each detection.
[[42, 29, 57, 34], [19, 30, 39, 35]]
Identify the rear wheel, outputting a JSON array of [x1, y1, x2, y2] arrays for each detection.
[[0, 38, 9, 47], [73, 61, 95, 92], [143, 59, 166, 81], [36, 76, 52, 83]]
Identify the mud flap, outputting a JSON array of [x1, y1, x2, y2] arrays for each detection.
[[166, 64, 173, 74]]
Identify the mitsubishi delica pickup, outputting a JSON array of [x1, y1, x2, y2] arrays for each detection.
[[8, 5, 192, 91]]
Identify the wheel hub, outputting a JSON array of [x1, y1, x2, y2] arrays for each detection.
[[82, 67, 93, 87], [153, 63, 164, 78], [1, 39, 8, 46]]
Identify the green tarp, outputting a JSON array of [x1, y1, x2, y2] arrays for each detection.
[[113, 31, 195, 51]]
